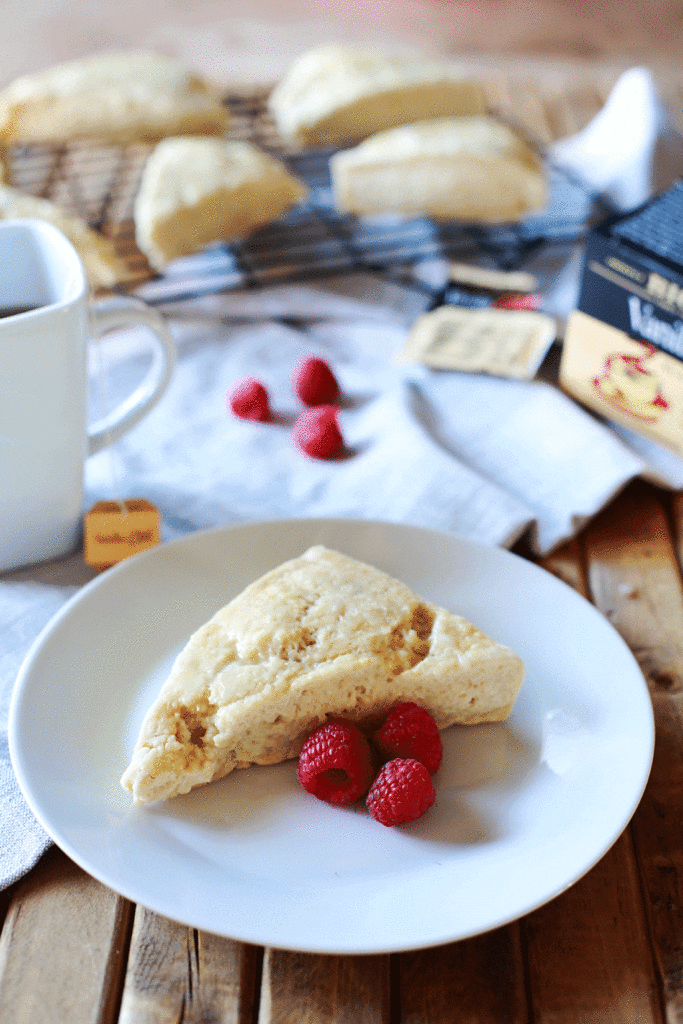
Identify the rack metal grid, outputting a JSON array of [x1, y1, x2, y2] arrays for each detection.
[[3, 88, 609, 307]]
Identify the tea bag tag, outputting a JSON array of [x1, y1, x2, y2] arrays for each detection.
[[84, 499, 161, 570]]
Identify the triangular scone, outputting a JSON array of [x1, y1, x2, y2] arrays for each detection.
[[330, 115, 547, 223], [121, 545, 525, 804], [133, 136, 309, 271], [0, 52, 229, 145], [268, 44, 487, 148]]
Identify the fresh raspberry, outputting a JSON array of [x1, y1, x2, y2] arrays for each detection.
[[297, 720, 375, 805], [292, 405, 344, 459], [227, 376, 270, 421], [373, 701, 443, 774], [494, 292, 543, 310], [294, 355, 339, 406], [366, 758, 435, 826]]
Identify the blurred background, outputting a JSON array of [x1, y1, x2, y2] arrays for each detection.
[[2, 0, 682, 87]]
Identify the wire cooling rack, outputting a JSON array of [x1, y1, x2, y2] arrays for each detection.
[[3, 87, 611, 306]]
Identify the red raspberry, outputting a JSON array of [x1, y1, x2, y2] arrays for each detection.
[[292, 405, 344, 459], [366, 758, 435, 826], [494, 292, 543, 310], [297, 720, 375, 805], [373, 701, 443, 774], [294, 355, 339, 406], [227, 376, 270, 421]]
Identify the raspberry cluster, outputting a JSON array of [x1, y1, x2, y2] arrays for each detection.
[[227, 354, 344, 459], [296, 701, 443, 827]]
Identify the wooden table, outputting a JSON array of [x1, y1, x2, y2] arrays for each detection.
[[0, 476, 680, 1023]]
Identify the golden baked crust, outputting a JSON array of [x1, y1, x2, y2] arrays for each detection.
[[0, 52, 229, 145], [121, 545, 525, 804], [330, 115, 548, 223], [268, 44, 487, 148], [133, 136, 309, 271], [0, 185, 133, 289]]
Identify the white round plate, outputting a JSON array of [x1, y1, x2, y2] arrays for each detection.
[[9, 518, 653, 954]]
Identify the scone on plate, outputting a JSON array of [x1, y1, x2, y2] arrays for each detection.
[[0, 52, 229, 145], [133, 136, 309, 271], [268, 43, 487, 148], [330, 115, 548, 223], [0, 184, 132, 289], [121, 545, 525, 804]]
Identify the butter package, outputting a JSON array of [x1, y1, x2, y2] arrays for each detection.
[[561, 180, 683, 456]]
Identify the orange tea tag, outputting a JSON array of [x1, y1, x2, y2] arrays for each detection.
[[84, 499, 161, 570]]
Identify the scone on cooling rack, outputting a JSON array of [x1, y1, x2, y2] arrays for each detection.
[[121, 545, 525, 804], [330, 115, 548, 223], [0, 184, 132, 289], [133, 136, 309, 272], [268, 43, 487, 148], [0, 52, 229, 145]]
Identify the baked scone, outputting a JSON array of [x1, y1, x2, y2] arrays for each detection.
[[0, 52, 229, 145], [121, 545, 525, 804], [268, 43, 487, 148], [0, 185, 132, 289], [133, 136, 309, 271], [330, 115, 548, 223]]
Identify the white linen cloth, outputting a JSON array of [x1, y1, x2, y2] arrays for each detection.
[[1, 67, 682, 888]]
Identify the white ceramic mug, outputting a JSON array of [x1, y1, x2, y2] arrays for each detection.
[[0, 218, 176, 572]]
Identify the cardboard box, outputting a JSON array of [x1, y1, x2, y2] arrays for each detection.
[[560, 180, 683, 456]]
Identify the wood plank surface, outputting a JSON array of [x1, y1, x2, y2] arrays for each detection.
[[398, 925, 526, 1024], [0, 847, 132, 1024], [118, 905, 260, 1024], [538, 534, 589, 596], [515, 515, 663, 1024], [524, 833, 662, 1024], [583, 482, 683, 1024], [670, 490, 683, 570], [258, 948, 389, 1024]]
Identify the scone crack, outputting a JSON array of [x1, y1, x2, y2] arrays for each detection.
[[279, 625, 317, 662], [174, 697, 218, 749]]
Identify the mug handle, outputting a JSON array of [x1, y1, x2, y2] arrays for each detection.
[[87, 295, 176, 457]]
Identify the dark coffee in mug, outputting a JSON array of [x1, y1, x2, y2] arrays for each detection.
[[0, 305, 42, 318]]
